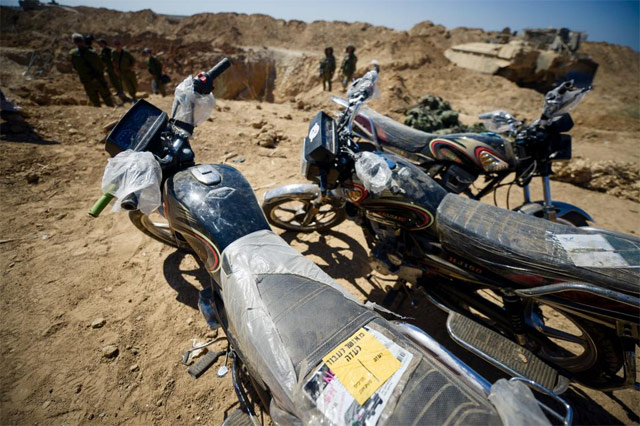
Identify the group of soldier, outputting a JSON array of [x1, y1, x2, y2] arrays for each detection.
[[69, 33, 167, 107], [319, 45, 357, 92]]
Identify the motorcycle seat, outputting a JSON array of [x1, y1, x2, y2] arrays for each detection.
[[436, 194, 640, 296], [358, 106, 440, 155], [220, 229, 501, 424]]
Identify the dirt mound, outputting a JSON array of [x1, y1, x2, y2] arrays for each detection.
[[1, 5, 638, 121], [553, 159, 640, 202], [1, 5, 640, 426]]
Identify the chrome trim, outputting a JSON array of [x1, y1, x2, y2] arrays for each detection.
[[542, 176, 556, 221], [514, 282, 640, 308], [514, 200, 594, 223], [347, 100, 363, 135], [508, 377, 573, 425], [262, 183, 320, 203], [523, 185, 531, 204], [392, 321, 492, 396]]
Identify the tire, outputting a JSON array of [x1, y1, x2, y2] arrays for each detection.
[[523, 300, 625, 389], [262, 196, 346, 233], [557, 211, 590, 227], [129, 210, 192, 251]]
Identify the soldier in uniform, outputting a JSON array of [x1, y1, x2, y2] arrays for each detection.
[[96, 39, 127, 103], [142, 48, 166, 97], [69, 33, 114, 107], [319, 46, 336, 91], [340, 45, 357, 90], [112, 40, 138, 101]]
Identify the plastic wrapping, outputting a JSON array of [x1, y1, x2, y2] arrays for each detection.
[[221, 229, 503, 426], [355, 152, 394, 194], [489, 379, 550, 426], [478, 110, 519, 134], [220, 230, 360, 414], [101, 150, 162, 214], [347, 69, 380, 103], [436, 193, 640, 294], [171, 76, 216, 127], [542, 81, 588, 118]]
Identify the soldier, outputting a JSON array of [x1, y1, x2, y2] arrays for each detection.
[[142, 48, 166, 97], [340, 45, 357, 90], [112, 40, 138, 101], [83, 34, 94, 49], [319, 46, 336, 91], [96, 39, 127, 103], [69, 33, 114, 107]]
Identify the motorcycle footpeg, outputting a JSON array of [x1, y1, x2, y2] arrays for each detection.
[[222, 408, 254, 426], [446, 312, 569, 393], [187, 350, 224, 379]]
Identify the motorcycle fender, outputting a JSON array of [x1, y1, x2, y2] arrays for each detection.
[[515, 201, 594, 223], [263, 183, 321, 204]]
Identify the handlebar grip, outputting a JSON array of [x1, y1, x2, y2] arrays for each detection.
[[120, 192, 138, 211], [205, 58, 231, 81], [88, 193, 114, 218]]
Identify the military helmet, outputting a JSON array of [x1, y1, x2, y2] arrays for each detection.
[[346, 45, 355, 53], [97, 38, 107, 45], [142, 48, 151, 54], [71, 33, 84, 42], [325, 46, 333, 54]]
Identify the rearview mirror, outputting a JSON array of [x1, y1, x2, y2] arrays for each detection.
[[478, 110, 520, 134]]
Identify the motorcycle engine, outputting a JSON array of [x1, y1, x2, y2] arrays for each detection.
[[438, 164, 477, 194]]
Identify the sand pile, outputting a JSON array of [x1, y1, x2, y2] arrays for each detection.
[[553, 159, 640, 202]]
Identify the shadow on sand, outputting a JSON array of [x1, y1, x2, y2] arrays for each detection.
[[162, 250, 210, 310]]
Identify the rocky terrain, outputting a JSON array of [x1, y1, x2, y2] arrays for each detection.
[[1, 5, 639, 426]]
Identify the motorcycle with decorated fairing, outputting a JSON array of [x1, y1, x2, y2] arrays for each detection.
[[262, 69, 640, 392], [88, 59, 572, 425], [266, 69, 593, 234]]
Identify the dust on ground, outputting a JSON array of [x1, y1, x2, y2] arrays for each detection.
[[1, 5, 639, 426]]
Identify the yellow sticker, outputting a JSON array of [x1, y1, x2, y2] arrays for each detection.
[[322, 328, 401, 405]]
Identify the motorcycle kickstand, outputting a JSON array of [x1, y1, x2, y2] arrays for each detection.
[[382, 279, 412, 311]]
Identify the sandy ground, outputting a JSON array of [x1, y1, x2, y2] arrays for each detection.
[[0, 91, 638, 425]]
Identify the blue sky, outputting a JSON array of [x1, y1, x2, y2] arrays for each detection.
[[2, 0, 638, 50]]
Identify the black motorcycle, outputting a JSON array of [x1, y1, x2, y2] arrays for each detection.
[[269, 69, 593, 233], [89, 59, 571, 425], [262, 70, 640, 392]]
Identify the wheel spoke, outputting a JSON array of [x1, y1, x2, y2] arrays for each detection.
[[276, 207, 300, 214], [149, 222, 171, 229], [538, 325, 586, 345]]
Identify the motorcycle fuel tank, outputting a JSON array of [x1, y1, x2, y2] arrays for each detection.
[[164, 164, 270, 275], [353, 153, 449, 235]]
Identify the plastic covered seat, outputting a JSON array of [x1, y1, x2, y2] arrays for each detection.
[[358, 106, 440, 154], [436, 194, 640, 296], [220, 229, 502, 425]]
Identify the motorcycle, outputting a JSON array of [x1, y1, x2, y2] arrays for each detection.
[[88, 59, 571, 425], [262, 69, 640, 392], [271, 69, 593, 232]]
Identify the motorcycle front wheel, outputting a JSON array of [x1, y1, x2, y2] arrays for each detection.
[[262, 197, 346, 233], [129, 210, 192, 251]]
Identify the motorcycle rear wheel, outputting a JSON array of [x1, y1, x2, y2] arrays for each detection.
[[523, 300, 625, 389], [263, 197, 346, 232], [129, 210, 191, 251]]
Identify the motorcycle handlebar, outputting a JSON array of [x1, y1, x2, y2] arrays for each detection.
[[88, 193, 114, 218], [194, 58, 232, 95], [205, 58, 231, 81]]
